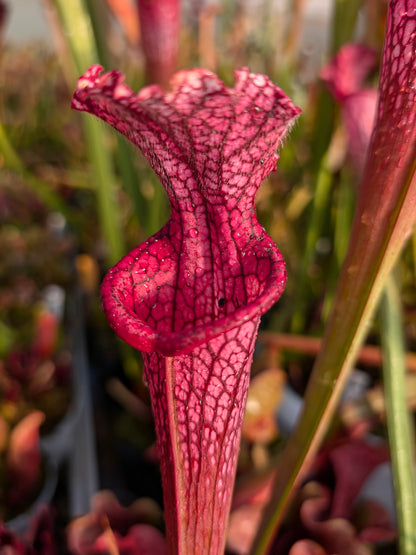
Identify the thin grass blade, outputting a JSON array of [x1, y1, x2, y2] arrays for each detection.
[[380, 274, 416, 555]]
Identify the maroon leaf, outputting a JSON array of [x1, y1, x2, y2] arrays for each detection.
[[25, 505, 58, 555], [325, 438, 390, 519], [287, 480, 396, 555], [296, 483, 371, 555], [72, 66, 299, 554], [67, 491, 166, 554], [0, 523, 28, 554]]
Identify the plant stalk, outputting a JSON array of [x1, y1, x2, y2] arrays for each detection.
[[251, 2, 416, 549], [380, 274, 416, 555], [51, 0, 125, 265]]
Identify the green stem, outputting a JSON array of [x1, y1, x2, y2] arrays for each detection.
[[114, 137, 149, 232], [83, 0, 111, 68], [82, 117, 125, 264], [147, 174, 169, 235], [380, 274, 416, 555], [52, 0, 125, 265], [251, 124, 416, 555], [82, 0, 149, 232], [331, 0, 363, 53], [291, 153, 334, 333], [322, 172, 355, 321], [52, 0, 96, 74]]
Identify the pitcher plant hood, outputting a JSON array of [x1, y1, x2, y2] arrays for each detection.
[[72, 65, 300, 357], [72, 66, 300, 554]]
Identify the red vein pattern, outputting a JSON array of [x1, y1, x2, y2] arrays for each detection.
[[358, 0, 416, 211], [375, 0, 416, 153], [72, 66, 300, 554]]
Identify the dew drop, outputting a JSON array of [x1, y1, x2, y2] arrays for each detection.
[[188, 228, 198, 238]]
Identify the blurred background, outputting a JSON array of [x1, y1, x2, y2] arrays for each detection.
[[1, 1, 412, 553]]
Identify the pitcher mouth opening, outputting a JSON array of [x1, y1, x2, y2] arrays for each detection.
[[101, 251, 286, 357]]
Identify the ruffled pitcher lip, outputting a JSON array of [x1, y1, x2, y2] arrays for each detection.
[[101, 250, 286, 357], [72, 64, 302, 115], [74, 65, 299, 357]]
